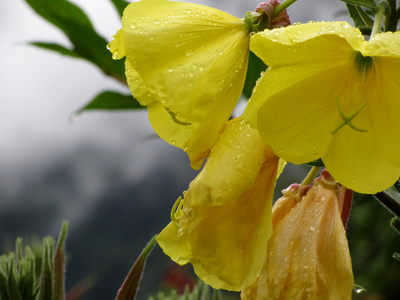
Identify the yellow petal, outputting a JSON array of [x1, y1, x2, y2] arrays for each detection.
[[113, 0, 250, 169], [243, 22, 400, 193], [156, 221, 192, 265], [157, 118, 280, 291]]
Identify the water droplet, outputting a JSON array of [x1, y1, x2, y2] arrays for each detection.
[[168, 67, 175, 73], [129, 23, 137, 29], [186, 50, 195, 56], [69, 113, 79, 122]]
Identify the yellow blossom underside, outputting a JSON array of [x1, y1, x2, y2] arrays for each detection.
[[157, 118, 281, 291], [243, 21, 400, 193], [109, 0, 250, 169]]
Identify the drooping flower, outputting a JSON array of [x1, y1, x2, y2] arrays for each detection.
[[242, 170, 354, 300], [156, 117, 283, 291], [243, 21, 400, 193], [108, 0, 291, 169], [108, 0, 250, 169]]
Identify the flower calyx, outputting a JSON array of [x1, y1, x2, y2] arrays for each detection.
[[282, 183, 312, 203], [244, 0, 291, 33]]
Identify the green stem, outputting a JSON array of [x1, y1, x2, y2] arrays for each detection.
[[273, 0, 298, 18], [300, 166, 320, 187], [371, 1, 387, 36], [384, 0, 398, 32]]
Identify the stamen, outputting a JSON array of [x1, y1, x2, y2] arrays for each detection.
[[331, 97, 368, 134], [171, 196, 184, 228], [165, 107, 191, 126]]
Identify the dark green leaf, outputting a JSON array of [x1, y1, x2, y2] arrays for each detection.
[[25, 0, 125, 81], [53, 221, 68, 300], [306, 158, 325, 167], [374, 186, 400, 218], [77, 91, 143, 113], [340, 0, 376, 12], [30, 42, 80, 58], [111, 0, 130, 17], [115, 235, 157, 300], [242, 51, 267, 99]]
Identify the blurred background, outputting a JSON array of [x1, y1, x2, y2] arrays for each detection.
[[1, 0, 400, 299]]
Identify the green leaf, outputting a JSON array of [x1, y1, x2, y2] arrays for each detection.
[[25, 0, 126, 81], [345, 4, 374, 31], [77, 91, 143, 113], [53, 221, 68, 300], [115, 235, 157, 300], [38, 238, 54, 300], [242, 51, 267, 99], [340, 0, 376, 12], [111, 0, 130, 17], [30, 42, 80, 58], [8, 260, 22, 300]]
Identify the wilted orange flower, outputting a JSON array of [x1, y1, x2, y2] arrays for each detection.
[[242, 170, 354, 300]]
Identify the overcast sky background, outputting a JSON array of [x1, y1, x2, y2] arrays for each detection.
[[0, 0, 350, 298]]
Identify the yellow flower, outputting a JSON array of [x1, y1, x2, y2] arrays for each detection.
[[242, 171, 354, 300], [109, 0, 250, 169], [156, 117, 283, 291], [243, 21, 400, 193]]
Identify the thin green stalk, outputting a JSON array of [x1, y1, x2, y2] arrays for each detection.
[[274, 0, 298, 18], [371, 1, 387, 36], [300, 166, 320, 187]]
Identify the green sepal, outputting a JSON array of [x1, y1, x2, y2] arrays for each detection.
[[242, 51, 267, 99], [340, 0, 376, 12], [111, 0, 130, 17], [25, 0, 126, 82], [115, 235, 157, 300], [76, 91, 143, 114]]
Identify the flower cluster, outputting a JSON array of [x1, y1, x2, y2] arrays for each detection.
[[109, 0, 400, 298]]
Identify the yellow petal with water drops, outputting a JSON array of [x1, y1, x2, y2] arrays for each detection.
[[187, 118, 267, 207], [108, 29, 125, 60], [114, 0, 249, 169], [243, 22, 400, 193], [360, 32, 400, 168], [157, 118, 280, 291]]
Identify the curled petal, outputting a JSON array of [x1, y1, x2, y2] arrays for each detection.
[[157, 118, 280, 291]]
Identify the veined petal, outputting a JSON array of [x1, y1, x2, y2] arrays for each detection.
[[157, 118, 280, 291], [111, 0, 250, 169], [244, 22, 400, 193]]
